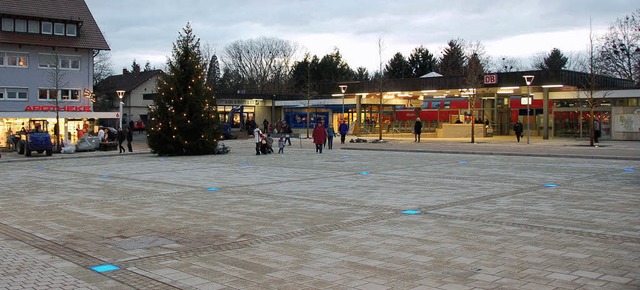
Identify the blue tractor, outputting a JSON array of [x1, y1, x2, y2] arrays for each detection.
[[17, 120, 54, 157]]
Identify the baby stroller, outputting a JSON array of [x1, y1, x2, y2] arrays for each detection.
[[259, 134, 274, 154]]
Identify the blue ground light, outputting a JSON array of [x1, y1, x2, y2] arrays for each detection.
[[544, 183, 557, 187], [459, 160, 468, 164], [241, 163, 249, 167], [359, 171, 369, 175], [624, 168, 635, 172], [90, 264, 119, 273], [100, 175, 109, 179], [36, 167, 44, 170], [207, 187, 220, 191], [402, 210, 421, 215]]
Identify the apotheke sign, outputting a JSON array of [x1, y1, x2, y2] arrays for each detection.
[[24, 105, 92, 112]]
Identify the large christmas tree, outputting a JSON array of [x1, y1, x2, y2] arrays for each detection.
[[147, 24, 219, 156]]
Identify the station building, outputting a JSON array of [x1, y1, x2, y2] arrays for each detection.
[[220, 70, 640, 141]]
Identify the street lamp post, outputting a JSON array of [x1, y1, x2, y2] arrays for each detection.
[[522, 75, 534, 144], [339, 85, 348, 119], [116, 90, 125, 130]]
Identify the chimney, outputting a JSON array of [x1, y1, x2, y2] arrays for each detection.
[[134, 65, 141, 75], [122, 68, 130, 75]]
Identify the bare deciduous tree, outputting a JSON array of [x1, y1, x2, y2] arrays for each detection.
[[596, 8, 640, 84], [222, 37, 298, 93], [93, 50, 113, 86]]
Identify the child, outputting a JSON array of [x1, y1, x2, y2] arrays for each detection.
[[278, 137, 285, 154]]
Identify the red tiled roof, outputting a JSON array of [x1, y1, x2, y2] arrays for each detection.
[[0, 0, 109, 50], [98, 70, 165, 93]]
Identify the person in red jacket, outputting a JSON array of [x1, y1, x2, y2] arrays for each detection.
[[312, 121, 327, 154]]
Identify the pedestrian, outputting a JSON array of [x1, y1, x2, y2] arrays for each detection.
[[254, 127, 262, 155], [312, 121, 327, 154], [263, 118, 269, 133], [278, 137, 285, 154], [338, 119, 349, 144], [513, 120, 523, 142], [283, 121, 292, 146], [326, 123, 336, 149], [594, 119, 601, 143], [126, 126, 133, 152], [117, 128, 126, 153], [97, 127, 105, 142], [414, 117, 422, 142]]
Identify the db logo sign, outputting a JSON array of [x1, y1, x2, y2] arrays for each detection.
[[484, 74, 498, 84]]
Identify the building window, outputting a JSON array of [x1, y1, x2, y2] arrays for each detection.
[[54, 23, 64, 35], [60, 89, 80, 100], [41, 22, 52, 34], [28, 20, 39, 33], [38, 89, 80, 101], [1, 52, 29, 67], [15, 19, 27, 32], [2, 88, 28, 100], [38, 54, 80, 70], [66, 24, 77, 36], [1, 18, 13, 32]]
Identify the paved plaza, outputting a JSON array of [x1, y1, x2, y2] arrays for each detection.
[[0, 135, 639, 289]]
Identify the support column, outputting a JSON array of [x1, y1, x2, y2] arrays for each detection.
[[356, 95, 362, 136], [543, 88, 549, 140]]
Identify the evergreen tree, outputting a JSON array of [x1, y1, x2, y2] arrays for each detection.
[[206, 54, 220, 95], [439, 39, 466, 76], [536, 48, 568, 70], [144, 61, 152, 72], [317, 48, 354, 82], [408, 45, 438, 77], [384, 52, 411, 79], [131, 59, 141, 73], [147, 23, 219, 156], [354, 67, 370, 81]]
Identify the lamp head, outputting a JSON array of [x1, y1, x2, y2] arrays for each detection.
[[116, 90, 125, 99], [338, 85, 348, 94], [523, 75, 534, 86]]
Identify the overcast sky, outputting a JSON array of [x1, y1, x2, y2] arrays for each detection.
[[85, 0, 638, 73]]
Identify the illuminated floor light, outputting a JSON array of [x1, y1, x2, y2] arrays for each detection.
[[91, 264, 119, 273], [241, 163, 249, 167], [342, 155, 350, 159], [624, 168, 635, 172], [359, 171, 369, 175], [36, 167, 44, 170], [100, 175, 109, 179], [402, 210, 421, 215], [544, 183, 557, 187], [207, 187, 220, 191], [459, 160, 468, 164]]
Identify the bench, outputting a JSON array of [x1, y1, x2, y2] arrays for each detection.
[[269, 133, 302, 147], [99, 141, 118, 151]]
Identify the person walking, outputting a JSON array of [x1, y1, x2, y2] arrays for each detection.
[[278, 137, 285, 154], [413, 117, 423, 142], [126, 126, 133, 152], [254, 127, 262, 155], [263, 118, 269, 133], [312, 121, 327, 154], [338, 119, 349, 144], [594, 119, 601, 143], [117, 128, 126, 153], [326, 123, 336, 149], [283, 121, 292, 146], [513, 120, 523, 143]]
